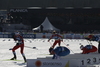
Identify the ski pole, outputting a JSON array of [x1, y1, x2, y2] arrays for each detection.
[[62, 41, 69, 46], [87, 40, 93, 45], [25, 46, 38, 50], [48, 41, 53, 47], [49, 42, 52, 45], [62, 41, 74, 54], [9, 46, 38, 50]]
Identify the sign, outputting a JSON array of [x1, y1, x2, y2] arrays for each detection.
[[10, 9, 28, 12], [27, 59, 69, 67], [27, 54, 100, 67], [22, 34, 36, 38]]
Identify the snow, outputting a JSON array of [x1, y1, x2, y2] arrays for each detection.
[[0, 38, 99, 67]]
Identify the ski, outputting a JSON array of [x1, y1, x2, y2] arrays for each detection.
[[2, 59, 23, 61]]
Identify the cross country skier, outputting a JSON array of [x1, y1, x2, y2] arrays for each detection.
[[85, 34, 100, 53], [48, 31, 63, 54], [48, 31, 63, 48], [10, 32, 26, 62], [80, 45, 97, 54]]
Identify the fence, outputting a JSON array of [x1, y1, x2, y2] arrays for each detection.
[[0, 32, 100, 39]]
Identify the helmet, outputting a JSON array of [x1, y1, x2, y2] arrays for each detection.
[[15, 31, 20, 35], [53, 30, 56, 33], [52, 30, 56, 34]]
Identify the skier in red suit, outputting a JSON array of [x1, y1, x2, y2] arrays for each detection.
[[48, 31, 63, 48], [85, 34, 100, 53], [10, 32, 26, 62], [80, 45, 97, 54]]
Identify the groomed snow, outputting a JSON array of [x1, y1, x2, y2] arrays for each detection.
[[0, 38, 98, 67]]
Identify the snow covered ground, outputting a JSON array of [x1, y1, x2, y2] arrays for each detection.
[[0, 38, 99, 67]]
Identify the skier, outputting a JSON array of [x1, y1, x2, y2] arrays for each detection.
[[48, 31, 63, 54], [10, 32, 26, 62], [48, 31, 63, 48], [80, 45, 97, 54], [85, 34, 100, 53]]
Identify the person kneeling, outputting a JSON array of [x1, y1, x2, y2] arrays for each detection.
[[49, 46, 70, 59]]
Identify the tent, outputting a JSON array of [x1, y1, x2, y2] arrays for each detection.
[[32, 17, 60, 32]]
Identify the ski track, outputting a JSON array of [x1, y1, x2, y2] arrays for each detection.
[[0, 38, 99, 67]]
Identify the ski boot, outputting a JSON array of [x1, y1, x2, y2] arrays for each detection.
[[10, 57, 17, 60], [23, 56, 27, 63]]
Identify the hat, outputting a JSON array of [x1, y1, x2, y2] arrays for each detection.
[[53, 30, 56, 33], [15, 32, 20, 35]]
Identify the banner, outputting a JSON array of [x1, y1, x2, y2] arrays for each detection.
[[27, 54, 100, 67], [22, 34, 36, 38], [27, 59, 69, 67], [10, 9, 28, 12]]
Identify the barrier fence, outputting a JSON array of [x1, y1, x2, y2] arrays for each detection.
[[0, 33, 100, 39]]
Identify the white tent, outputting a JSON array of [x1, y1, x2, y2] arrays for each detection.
[[32, 17, 60, 32]]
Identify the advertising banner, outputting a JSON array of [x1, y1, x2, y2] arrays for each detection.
[[27, 59, 69, 67]]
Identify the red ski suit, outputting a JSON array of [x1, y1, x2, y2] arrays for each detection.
[[81, 45, 97, 54], [12, 35, 24, 54], [48, 34, 63, 48]]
